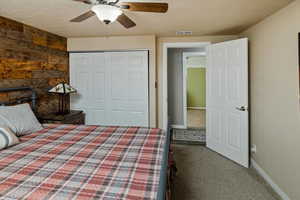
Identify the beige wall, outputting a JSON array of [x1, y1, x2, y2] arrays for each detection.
[[67, 35, 240, 128], [156, 36, 239, 128], [67, 35, 157, 127], [242, 1, 300, 199], [67, 10, 300, 198], [66, 2, 300, 198]]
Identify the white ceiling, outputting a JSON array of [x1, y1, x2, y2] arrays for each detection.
[[0, 0, 294, 37]]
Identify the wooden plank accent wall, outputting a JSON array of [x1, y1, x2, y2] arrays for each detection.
[[0, 16, 69, 115]]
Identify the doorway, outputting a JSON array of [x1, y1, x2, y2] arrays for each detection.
[[163, 39, 249, 168], [165, 44, 209, 144], [166, 47, 208, 130], [183, 52, 207, 129], [162, 42, 210, 130]]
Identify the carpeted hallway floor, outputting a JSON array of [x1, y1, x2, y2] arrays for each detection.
[[173, 144, 281, 200]]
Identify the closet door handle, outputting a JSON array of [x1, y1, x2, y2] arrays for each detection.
[[236, 106, 247, 111]]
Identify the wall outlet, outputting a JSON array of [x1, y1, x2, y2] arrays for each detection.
[[251, 144, 257, 154]]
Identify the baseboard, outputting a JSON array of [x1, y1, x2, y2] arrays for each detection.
[[171, 125, 186, 129], [188, 107, 206, 110], [251, 158, 290, 200]]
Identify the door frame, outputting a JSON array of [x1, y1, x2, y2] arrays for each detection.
[[182, 52, 207, 129], [162, 42, 210, 130]]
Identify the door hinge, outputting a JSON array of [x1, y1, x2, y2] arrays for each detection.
[[155, 81, 158, 89]]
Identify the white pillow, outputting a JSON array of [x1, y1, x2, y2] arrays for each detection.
[[0, 103, 43, 136], [0, 126, 20, 150]]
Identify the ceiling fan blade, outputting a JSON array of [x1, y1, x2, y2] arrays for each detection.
[[70, 10, 95, 22], [72, 0, 93, 4], [117, 14, 136, 29], [120, 2, 168, 13]]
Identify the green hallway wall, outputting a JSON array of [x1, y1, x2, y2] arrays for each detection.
[[187, 68, 206, 108]]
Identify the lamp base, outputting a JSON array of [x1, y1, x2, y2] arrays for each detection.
[[58, 94, 70, 115]]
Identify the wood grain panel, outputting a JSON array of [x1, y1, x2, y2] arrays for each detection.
[[0, 16, 69, 115]]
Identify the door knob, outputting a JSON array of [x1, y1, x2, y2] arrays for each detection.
[[236, 106, 247, 111]]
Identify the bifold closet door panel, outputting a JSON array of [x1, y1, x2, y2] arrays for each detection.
[[70, 53, 108, 125], [70, 51, 149, 127], [107, 51, 149, 127]]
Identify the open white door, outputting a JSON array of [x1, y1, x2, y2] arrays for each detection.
[[206, 38, 249, 168]]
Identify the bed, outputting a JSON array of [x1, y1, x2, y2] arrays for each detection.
[[0, 87, 170, 200]]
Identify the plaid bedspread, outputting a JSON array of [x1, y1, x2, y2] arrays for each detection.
[[0, 124, 167, 200]]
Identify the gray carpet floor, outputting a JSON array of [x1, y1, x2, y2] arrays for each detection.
[[173, 144, 281, 200]]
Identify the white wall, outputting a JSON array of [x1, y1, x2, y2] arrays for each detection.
[[187, 56, 206, 68], [242, 1, 300, 199]]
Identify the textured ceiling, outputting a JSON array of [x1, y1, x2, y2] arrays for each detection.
[[0, 0, 294, 37]]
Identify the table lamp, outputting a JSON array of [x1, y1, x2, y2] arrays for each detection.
[[49, 82, 76, 114]]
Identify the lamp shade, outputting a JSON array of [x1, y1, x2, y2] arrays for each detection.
[[91, 4, 122, 24], [49, 83, 76, 94]]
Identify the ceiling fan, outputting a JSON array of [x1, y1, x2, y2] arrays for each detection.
[[71, 0, 168, 28]]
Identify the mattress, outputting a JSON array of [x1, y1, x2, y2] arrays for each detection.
[[0, 124, 167, 200]]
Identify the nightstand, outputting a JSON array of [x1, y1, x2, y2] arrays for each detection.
[[39, 110, 85, 125]]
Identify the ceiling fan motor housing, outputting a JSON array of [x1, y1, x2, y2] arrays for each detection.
[[92, 4, 122, 23]]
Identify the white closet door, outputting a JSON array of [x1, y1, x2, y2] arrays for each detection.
[[70, 51, 149, 127], [108, 51, 149, 127], [70, 53, 108, 125]]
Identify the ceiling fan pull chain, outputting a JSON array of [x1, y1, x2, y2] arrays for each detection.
[[96, 0, 119, 5], [97, 0, 107, 5]]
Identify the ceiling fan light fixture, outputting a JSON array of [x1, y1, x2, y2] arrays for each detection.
[[91, 4, 122, 24]]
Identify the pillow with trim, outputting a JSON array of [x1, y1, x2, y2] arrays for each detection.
[[0, 103, 43, 136], [0, 126, 20, 150]]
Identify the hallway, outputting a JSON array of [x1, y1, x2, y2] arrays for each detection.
[[187, 109, 206, 128]]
